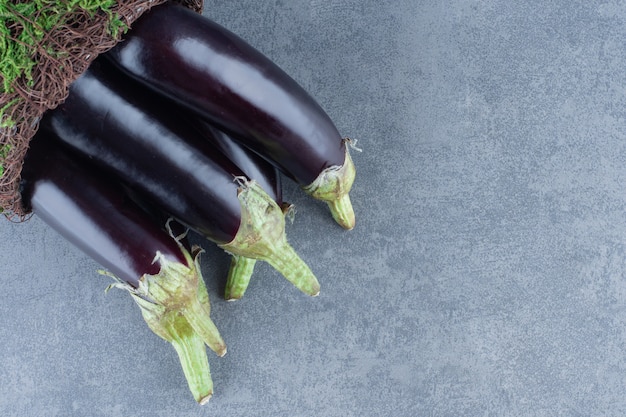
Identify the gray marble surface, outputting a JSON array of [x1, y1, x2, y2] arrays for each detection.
[[2, 1, 626, 416]]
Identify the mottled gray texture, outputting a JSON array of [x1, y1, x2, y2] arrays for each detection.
[[2, 0, 626, 415]]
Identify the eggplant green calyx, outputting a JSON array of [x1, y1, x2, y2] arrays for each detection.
[[224, 204, 297, 300], [106, 245, 225, 404], [303, 145, 357, 230], [219, 179, 320, 297]]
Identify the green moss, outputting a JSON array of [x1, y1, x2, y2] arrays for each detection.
[[0, 0, 126, 97], [0, 97, 18, 127], [0, 0, 128, 184], [0, 144, 11, 178]]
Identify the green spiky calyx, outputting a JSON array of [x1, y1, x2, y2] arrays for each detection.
[[219, 180, 320, 297], [109, 245, 225, 404], [302, 145, 357, 230], [223, 203, 297, 300]]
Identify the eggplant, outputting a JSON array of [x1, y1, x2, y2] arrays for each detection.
[[192, 121, 292, 300], [41, 58, 320, 297], [195, 120, 284, 207], [105, 2, 357, 229], [129, 119, 290, 301], [20, 129, 226, 404]]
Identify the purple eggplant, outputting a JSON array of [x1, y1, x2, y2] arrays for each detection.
[[105, 2, 357, 229], [41, 58, 320, 297], [192, 120, 292, 300], [20, 129, 226, 404], [195, 120, 284, 207]]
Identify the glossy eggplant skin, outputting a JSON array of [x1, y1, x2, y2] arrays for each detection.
[[105, 2, 345, 186], [20, 130, 187, 288], [41, 59, 248, 245], [193, 120, 283, 205]]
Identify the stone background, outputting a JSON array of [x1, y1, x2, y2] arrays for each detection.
[[2, 1, 626, 416]]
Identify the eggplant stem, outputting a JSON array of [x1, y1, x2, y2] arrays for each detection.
[[224, 255, 257, 300], [166, 313, 214, 405], [302, 146, 356, 230], [326, 192, 355, 231], [220, 180, 320, 297], [263, 237, 320, 296], [106, 246, 224, 403]]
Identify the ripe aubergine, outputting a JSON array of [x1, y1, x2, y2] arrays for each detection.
[[192, 120, 290, 300], [20, 129, 225, 404], [105, 2, 357, 229], [41, 58, 319, 297]]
